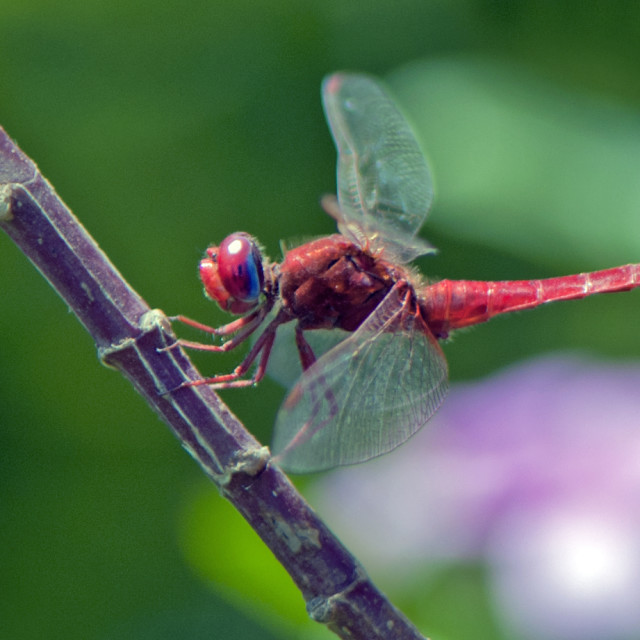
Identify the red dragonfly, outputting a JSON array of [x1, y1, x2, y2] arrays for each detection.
[[171, 72, 640, 473]]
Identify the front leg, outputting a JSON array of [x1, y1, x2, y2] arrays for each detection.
[[164, 301, 273, 354], [179, 307, 291, 389]]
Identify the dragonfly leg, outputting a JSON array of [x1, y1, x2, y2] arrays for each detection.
[[168, 314, 224, 335], [294, 324, 317, 371], [163, 303, 273, 354], [178, 308, 290, 390]]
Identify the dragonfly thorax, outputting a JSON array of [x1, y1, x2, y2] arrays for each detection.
[[278, 234, 407, 332]]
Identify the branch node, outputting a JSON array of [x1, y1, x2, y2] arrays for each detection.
[[0, 184, 14, 221], [306, 565, 369, 623], [98, 308, 173, 366], [140, 308, 173, 334], [219, 445, 271, 486]]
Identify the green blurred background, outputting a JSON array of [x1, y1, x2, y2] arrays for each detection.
[[1, 2, 640, 639]]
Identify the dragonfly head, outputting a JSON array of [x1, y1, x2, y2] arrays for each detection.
[[199, 232, 266, 314]]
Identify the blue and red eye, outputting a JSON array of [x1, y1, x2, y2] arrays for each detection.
[[218, 233, 264, 302], [199, 233, 264, 314]]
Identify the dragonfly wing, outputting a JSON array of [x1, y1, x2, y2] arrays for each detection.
[[264, 322, 350, 390], [271, 286, 449, 473], [322, 72, 435, 264]]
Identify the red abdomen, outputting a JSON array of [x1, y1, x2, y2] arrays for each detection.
[[420, 265, 640, 338]]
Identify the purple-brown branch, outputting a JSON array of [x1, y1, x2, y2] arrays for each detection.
[[0, 126, 428, 640]]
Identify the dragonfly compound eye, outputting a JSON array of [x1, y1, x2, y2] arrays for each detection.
[[217, 233, 265, 303]]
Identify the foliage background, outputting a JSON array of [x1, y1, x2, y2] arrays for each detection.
[[1, 1, 639, 638]]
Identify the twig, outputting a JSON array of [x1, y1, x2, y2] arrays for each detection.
[[0, 126, 428, 640]]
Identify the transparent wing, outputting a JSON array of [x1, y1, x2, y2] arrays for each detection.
[[264, 322, 349, 390], [322, 72, 435, 264], [271, 287, 449, 473]]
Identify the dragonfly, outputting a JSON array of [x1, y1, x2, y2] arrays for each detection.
[[170, 72, 640, 473]]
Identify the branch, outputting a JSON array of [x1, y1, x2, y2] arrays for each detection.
[[0, 126, 428, 640]]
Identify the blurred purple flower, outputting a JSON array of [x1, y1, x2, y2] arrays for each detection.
[[312, 354, 640, 640]]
